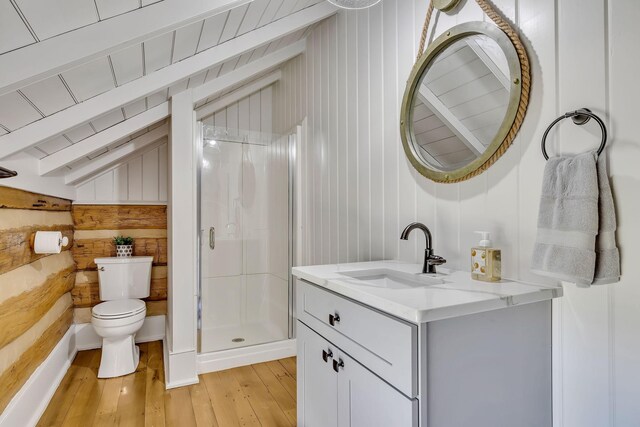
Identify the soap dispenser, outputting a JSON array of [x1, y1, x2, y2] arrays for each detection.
[[471, 231, 501, 282]]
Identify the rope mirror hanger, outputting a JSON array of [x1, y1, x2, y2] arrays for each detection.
[[409, 0, 531, 182]]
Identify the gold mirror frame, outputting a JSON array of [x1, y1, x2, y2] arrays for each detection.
[[400, 21, 530, 183]]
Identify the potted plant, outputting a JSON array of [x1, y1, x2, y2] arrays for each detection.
[[113, 236, 134, 257]]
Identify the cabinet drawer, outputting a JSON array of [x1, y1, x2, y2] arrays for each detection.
[[297, 279, 418, 397]]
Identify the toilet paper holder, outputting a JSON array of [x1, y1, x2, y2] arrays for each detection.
[[30, 231, 70, 254]]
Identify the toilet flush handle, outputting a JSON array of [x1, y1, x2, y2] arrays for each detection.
[[98, 267, 105, 271]]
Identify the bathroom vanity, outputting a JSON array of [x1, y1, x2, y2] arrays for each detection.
[[293, 261, 562, 427]]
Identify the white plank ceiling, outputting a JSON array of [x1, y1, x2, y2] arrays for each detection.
[[1, 0, 164, 54], [0, 0, 324, 168], [29, 27, 307, 164]]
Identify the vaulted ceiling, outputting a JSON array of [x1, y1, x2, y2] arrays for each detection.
[[1, 0, 164, 55], [0, 0, 335, 184]]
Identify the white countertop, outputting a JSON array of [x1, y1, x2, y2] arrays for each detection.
[[292, 260, 562, 324]]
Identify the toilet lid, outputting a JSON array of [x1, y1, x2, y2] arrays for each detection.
[[92, 299, 146, 319]]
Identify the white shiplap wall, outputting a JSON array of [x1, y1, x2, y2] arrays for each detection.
[[276, 1, 640, 425], [76, 85, 275, 204], [75, 140, 168, 204], [201, 85, 273, 136]]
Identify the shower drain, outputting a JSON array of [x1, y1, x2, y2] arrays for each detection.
[[231, 337, 245, 343]]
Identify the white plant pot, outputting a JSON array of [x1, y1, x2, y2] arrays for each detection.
[[116, 244, 133, 257]]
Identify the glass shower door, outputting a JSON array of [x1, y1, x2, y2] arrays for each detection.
[[199, 126, 291, 353]]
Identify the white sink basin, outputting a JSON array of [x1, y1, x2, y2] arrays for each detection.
[[337, 268, 445, 289]]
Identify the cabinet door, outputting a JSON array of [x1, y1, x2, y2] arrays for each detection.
[[297, 321, 338, 427], [337, 351, 418, 427]]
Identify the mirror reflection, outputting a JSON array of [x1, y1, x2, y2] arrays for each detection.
[[410, 34, 511, 171]]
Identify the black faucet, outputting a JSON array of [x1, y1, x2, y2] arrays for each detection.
[[400, 222, 447, 274]]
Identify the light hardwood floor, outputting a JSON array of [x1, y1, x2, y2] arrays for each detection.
[[38, 341, 297, 426]]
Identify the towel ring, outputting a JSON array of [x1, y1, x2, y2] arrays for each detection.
[[541, 108, 607, 160]]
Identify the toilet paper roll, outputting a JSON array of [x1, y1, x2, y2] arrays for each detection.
[[34, 231, 68, 254]]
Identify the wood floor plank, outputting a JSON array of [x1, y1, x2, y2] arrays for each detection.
[[215, 369, 261, 426], [189, 380, 219, 427], [164, 387, 197, 427], [231, 365, 294, 427], [116, 343, 149, 427], [37, 351, 94, 426], [145, 341, 166, 427], [252, 363, 297, 425], [201, 372, 243, 426], [92, 376, 124, 426], [60, 350, 105, 426], [37, 342, 297, 427], [202, 369, 263, 427], [136, 342, 150, 372], [279, 357, 297, 379], [265, 360, 297, 400]]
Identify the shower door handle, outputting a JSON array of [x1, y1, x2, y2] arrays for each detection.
[[209, 227, 215, 250]]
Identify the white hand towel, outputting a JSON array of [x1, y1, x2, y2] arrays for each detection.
[[531, 150, 620, 286]]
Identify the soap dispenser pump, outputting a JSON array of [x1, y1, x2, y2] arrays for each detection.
[[471, 231, 501, 282]]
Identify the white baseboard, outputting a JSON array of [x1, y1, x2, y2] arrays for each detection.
[[75, 315, 166, 350], [163, 341, 199, 389], [0, 327, 77, 427], [197, 339, 296, 374]]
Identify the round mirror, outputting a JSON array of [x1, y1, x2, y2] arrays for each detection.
[[401, 21, 529, 182]]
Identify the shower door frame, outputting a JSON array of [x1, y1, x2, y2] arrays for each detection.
[[196, 122, 297, 354]]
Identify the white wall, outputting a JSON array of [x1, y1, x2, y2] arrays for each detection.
[[0, 152, 75, 199], [74, 85, 274, 205], [276, 1, 640, 425], [75, 140, 168, 204], [201, 86, 273, 136]]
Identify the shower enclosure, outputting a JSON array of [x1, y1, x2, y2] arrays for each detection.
[[198, 124, 294, 356]]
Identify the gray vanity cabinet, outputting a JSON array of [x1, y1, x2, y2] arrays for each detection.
[[297, 322, 417, 427], [295, 273, 553, 427]]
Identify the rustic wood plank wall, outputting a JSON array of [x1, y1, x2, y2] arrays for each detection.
[[71, 205, 168, 323], [0, 186, 75, 413]]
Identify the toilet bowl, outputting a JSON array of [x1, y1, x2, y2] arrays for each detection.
[[91, 298, 146, 378], [92, 256, 153, 378]]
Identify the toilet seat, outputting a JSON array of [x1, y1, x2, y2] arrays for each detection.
[[92, 299, 146, 319]]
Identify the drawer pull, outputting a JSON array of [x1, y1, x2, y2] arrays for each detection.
[[322, 349, 333, 362], [329, 313, 340, 326], [333, 358, 344, 373]]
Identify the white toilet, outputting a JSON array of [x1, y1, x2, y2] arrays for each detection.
[[92, 256, 153, 378]]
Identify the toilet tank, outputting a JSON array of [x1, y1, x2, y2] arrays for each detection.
[[95, 256, 153, 300]]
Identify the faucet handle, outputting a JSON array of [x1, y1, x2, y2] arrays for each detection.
[[428, 254, 447, 266]]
